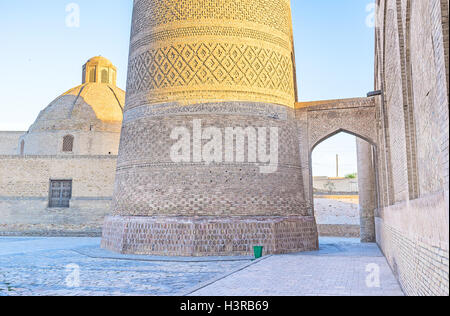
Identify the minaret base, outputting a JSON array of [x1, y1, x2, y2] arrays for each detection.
[[101, 215, 318, 256]]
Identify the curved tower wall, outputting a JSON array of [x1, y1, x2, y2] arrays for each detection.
[[102, 0, 318, 256], [126, 0, 296, 107]]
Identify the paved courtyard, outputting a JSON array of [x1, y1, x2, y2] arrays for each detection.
[[190, 238, 404, 296], [314, 197, 360, 225], [0, 237, 403, 296]]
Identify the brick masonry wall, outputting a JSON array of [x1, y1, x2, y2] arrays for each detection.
[[102, 100, 320, 255], [102, 215, 318, 256], [376, 191, 449, 296], [296, 98, 377, 150], [0, 155, 117, 234], [375, 0, 449, 296], [294, 98, 377, 241], [113, 102, 311, 218], [383, 0, 409, 203], [20, 130, 121, 156], [0, 132, 25, 155], [357, 139, 376, 243], [295, 97, 376, 196], [126, 0, 296, 108], [409, 0, 449, 195], [313, 177, 359, 194], [317, 225, 360, 238], [0, 199, 111, 236], [295, 97, 377, 223]]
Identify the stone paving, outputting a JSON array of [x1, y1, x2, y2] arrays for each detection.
[[0, 237, 250, 296], [191, 237, 404, 296], [0, 237, 404, 296]]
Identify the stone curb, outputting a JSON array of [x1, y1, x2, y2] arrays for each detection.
[[73, 246, 254, 263], [178, 255, 273, 296]]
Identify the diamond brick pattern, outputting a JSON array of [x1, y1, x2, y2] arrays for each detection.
[[126, 42, 294, 106], [126, 0, 296, 108]]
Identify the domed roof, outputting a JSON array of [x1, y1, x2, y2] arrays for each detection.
[[86, 56, 114, 66], [28, 57, 125, 133]]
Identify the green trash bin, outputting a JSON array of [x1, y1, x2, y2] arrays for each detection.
[[253, 246, 263, 259]]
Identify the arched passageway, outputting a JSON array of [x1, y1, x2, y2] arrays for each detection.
[[295, 97, 378, 243], [310, 131, 377, 242]]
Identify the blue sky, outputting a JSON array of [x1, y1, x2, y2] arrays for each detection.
[[0, 0, 374, 176]]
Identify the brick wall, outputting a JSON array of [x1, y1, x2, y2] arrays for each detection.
[[376, 191, 449, 295], [20, 130, 121, 156], [0, 132, 25, 155], [0, 155, 117, 235], [313, 177, 359, 194], [113, 102, 310, 218], [384, 0, 410, 203], [374, 0, 449, 296], [295, 97, 377, 217]]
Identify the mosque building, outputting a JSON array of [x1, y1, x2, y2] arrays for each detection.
[[0, 57, 124, 235]]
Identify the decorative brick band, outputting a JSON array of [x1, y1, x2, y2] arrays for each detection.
[[101, 215, 318, 256], [131, 0, 292, 38], [123, 101, 290, 123], [127, 0, 296, 107], [130, 26, 291, 52]]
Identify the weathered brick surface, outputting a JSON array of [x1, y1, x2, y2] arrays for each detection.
[[317, 225, 360, 238], [0, 155, 117, 234], [374, 0, 449, 296], [0, 132, 25, 155], [101, 215, 318, 256], [126, 0, 296, 108], [356, 139, 376, 242], [113, 102, 309, 218], [295, 98, 377, 150], [295, 97, 377, 236], [103, 0, 317, 256], [105, 100, 318, 254], [383, 0, 410, 203], [375, 192, 449, 296], [20, 129, 121, 156]]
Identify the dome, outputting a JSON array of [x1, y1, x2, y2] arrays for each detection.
[[28, 57, 125, 133], [86, 56, 114, 66], [28, 82, 125, 133], [19, 57, 125, 156]]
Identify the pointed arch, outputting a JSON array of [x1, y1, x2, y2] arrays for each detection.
[[309, 130, 380, 241], [311, 128, 377, 153]]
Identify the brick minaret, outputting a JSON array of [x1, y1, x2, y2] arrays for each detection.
[[101, 0, 318, 256]]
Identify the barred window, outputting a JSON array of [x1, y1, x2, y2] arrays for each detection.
[[49, 180, 72, 208], [62, 135, 74, 152]]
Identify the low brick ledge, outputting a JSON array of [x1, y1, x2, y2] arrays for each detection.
[[101, 215, 319, 257]]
